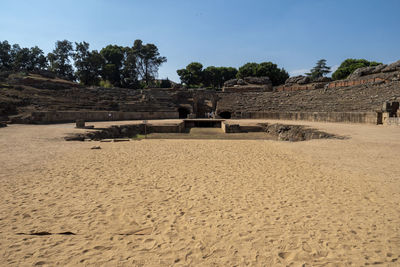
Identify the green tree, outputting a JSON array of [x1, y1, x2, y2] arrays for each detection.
[[120, 46, 139, 88], [203, 66, 221, 88], [73, 42, 104, 86], [256, 62, 289, 86], [100, 45, 124, 86], [177, 62, 204, 86], [0, 41, 46, 72], [10, 45, 46, 71], [160, 78, 172, 88], [219, 67, 238, 85], [133, 40, 167, 86], [28, 46, 47, 70], [306, 59, 331, 80], [332, 59, 382, 80], [11, 46, 30, 71], [237, 62, 288, 86], [47, 40, 75, 80], [237, 63, 258, 78], [0, 40, 12, 71]]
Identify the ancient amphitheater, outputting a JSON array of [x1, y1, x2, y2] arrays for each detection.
[[1, 62, 400, 266], [1, 60, 400, 126]]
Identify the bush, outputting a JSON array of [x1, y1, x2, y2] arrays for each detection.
[[237, 62, 289, 86], [332, 59, 382, 80], [99, 80, 113, 88]]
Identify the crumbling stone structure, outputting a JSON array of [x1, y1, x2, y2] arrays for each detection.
[[1, 60, 400, 125], [223, 77, 273, 92], [381, 101, 400, 125], [276, 60, 400, 92], [276, 76, 332, 91]]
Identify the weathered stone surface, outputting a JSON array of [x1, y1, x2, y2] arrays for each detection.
[[236, 79, 246, 86], [285, 76, 311, 85], [348, 66, 375, 79], [314, 77, 332, 83], [223, 79, 237, 87], [243, 76, 272, 85], [348, 64, 391, 79], [224, 77, 272, 87], [75, 119, 85, 128], [64, 134, 85, 141], [262, 123, 337, 141], [285, 76, 304, 84], [382, 60, 400, 73], [223, 76, 273, 92]]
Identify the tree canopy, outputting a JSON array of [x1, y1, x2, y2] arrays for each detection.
[[0, 39, 167, 89], [306, 59, 331, 80], [0, 41, 47, 72], [47, 40, 75, 80], [236, 62, 288, 86], [177, 63, 238, 88], [331, 59, 382, 80], [177, 62, 204, 87], [133, 40, 167, 86], [73, 42, 104, 86]]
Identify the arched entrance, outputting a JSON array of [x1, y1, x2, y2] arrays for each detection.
[[178, 107, 190, 119], [219, 111, 231, 119]]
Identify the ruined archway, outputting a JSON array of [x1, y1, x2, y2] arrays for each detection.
[[219, 111, 231, 119], [178, 107, 190, 119]]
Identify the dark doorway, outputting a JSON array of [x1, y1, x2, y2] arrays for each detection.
[[178, 107, 190, 119], [219, 111, 231, 119]]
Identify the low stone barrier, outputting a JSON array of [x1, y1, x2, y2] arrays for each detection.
[[261, 123, 339, 141], [66, 122, 185, 141], [237, 111, 379, 124], [13, 111, 179, 124], [386, 117, 400, 126], [221, 122, 241, 133]]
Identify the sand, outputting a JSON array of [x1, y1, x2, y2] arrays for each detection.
[[0, 120, 399, 266]]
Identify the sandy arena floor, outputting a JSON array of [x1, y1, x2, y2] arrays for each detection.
[[0, 120, 399, 266]]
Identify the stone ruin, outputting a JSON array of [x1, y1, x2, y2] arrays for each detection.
[[277, 76, 332, 91], [223, 76, 273, 92], [348, 60, 400, 79], [65, 119, 341, 142], [1, 59, 400, 126], [381, 101, 400, 125], [276, 60, 400, 92]]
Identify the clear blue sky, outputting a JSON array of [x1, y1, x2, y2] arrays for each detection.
[[1, 0, 399, 82]]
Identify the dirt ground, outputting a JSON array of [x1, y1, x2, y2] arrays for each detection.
[[0, 120, 399, 266]]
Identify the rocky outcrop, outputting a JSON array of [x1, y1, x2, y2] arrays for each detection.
[[348, 64, 387, 79], [65, 124, 145, 141], [382, 60, 400, 73], [285, 75, 311, 85], [284, 76, 331, 85], [347, 61, 400, 79], [314, 77, 332, 83], [261, 123, 338, 141], [277, 75, 331, 92], [223, 76, 273, 92]]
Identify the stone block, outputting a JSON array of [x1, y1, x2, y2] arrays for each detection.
[[75, 119, 85, 128]]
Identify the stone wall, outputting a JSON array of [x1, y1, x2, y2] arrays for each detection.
[[3, 65, 400, 125], [276, 63, 400, 92], [275, 82, 326, 91], [14, 111, 179, 124], [215, 80, 400, 124], [239, 111, 379, 124], [386, 117, 400, 126]]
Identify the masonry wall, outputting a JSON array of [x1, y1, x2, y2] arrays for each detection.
[[237, 111, 379, 124], [24, 111, 179, 124]]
